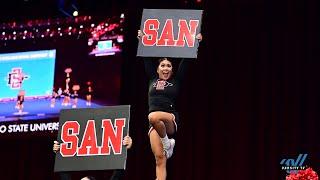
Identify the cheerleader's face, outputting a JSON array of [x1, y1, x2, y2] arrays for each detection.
[[157, 59, 173, 80]]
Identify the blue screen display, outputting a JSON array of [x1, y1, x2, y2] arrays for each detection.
[[0, 50, 56, 100]]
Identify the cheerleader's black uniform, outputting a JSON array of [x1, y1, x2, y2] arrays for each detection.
[[144, 58, 189, 133]]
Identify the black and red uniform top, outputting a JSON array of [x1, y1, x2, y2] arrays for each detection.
[[144, 58, 189, 113]]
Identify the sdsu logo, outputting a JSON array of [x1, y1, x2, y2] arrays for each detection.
[[154, 79, 173, 90], [60, 118, 125, 157], [7, 68, 30, 89]]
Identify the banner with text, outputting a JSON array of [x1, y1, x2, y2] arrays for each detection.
[[0, 121, 59, 134], [137, 9, 203, 58], [54, 105, 130, 172]]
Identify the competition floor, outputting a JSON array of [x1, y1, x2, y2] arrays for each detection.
[[0, 98, 102, 122]]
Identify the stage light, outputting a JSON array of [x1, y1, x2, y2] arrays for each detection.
[[71, 3, 79, 15], [120, 13, 124, 18], [0, 14, 124, 43], [73, 10, 78, 17], [117, 35, 124, 43]]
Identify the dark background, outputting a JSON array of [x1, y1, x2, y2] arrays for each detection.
[[1, 0, 320, 179]]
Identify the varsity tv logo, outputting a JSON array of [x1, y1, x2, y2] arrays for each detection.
[[280, 154, 308, 173]]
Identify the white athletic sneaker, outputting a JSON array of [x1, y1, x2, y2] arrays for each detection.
[[164, 139, 175, 159]]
